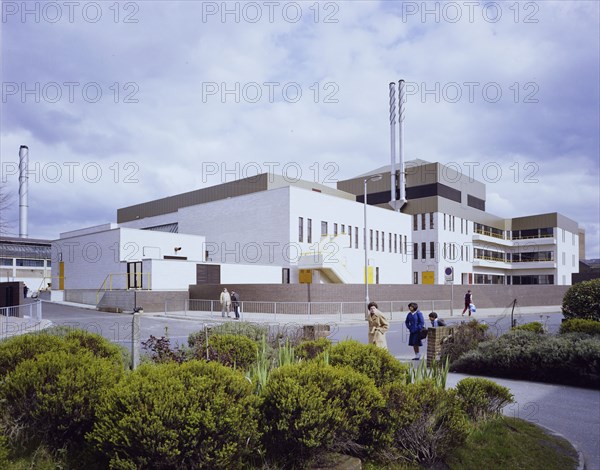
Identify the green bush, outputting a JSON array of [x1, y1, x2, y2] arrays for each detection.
[[88, 360, 261, 470], [296, 337, 332, 360], [379, 380, 470, 466], [190, 333, 258, 370], [455, 377, 514, 422], [0, 349, 124, 451], [560, 318, 600, 335], [451, 330, 600, 388], [562, 279, 600, 321], [328, 340, 408, 388], [513, 322, 545, 334], [440, 320, 492, 364], [189, 322, 269, 347], [0, 333, 65, 377], [0, 329, 128, 378], [260, 361, 385, 466]]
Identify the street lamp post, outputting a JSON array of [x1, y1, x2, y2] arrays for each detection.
[[364, 174, 383, 318]]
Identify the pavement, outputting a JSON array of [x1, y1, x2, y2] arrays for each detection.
[[2, 300, 597, 469]]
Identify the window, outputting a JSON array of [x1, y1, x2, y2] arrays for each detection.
[[413, 243, 418, 260], [334, 223, 338, 236], [298, 217, 303, 243], [562, 252, 566, 265], [466, 220, 469, 235], [389, 233, 392, 252], [443, 213, 446, 230], [430, 242, 435, 259], [381, 231, 385, 252], [375, 230, 379, 251], [430, 212, 434, 229], [355, 226, 359, 248], [321, 221, 328, 237], [421, 213, 426, 230], [421, 242, 426, 259], [404, 236, 407, 254], [307, 219, 312, 243], [348, 226, 352, 247], [413, 272, 419, 284], [572, 254, 576, 267], [413, 214, 418, 230], [375, 267, 380, 284], [460, 218, 463, 234], [370, 230, 374, 251]]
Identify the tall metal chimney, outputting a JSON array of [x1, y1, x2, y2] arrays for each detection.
[[397, 79, 407, 207], [389, 82, 397, 207], [389, 80, 407, 211], [18, 145, 29, 238]]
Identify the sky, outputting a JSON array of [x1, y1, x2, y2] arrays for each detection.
[[0, 0, 599, 258]]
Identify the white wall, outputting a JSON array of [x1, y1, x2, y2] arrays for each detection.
[[143, 259, 198, 290], [220, 263, 282, 284]]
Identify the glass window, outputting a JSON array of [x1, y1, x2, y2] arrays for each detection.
[[421, 242, 426, 259], [307, 219, 312, 244], [321, 221, 327, 237], [298, 217, 303, 243], [334, 223, 338, 236], [355, 226, 359, 249], [375, 230, 379, 251], [430, 241, 435, 259], [421, 213, 426, 230], [348, 226, 352, 247], [430, 212, 434, 229], [370, 229, 373, 251], [413, 214, 418, 231], [413, 243, 418, 260]]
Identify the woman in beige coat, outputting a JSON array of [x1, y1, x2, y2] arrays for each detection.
[[367, 301, 389, 349]]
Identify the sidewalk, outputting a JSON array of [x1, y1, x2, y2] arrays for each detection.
[[0, 315, 53, 339], [150, 304, 563, 325]]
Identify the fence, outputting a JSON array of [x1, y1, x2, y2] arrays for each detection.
[[164, 299, 453, 322], [0, 301, 42, 321]]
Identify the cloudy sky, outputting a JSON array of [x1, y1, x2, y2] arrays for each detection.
[[1, 1, 599, 257]]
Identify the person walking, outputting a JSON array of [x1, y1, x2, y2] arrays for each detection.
[[462, 289, 473, 316], [231, 291, 240, 319], [405, 302, 425, 360], [220, 288, 231, 318], [367, 301, 389, 349]]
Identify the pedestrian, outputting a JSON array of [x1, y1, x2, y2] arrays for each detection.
[[367, 301, 389, 349], [405, 302, 425, 360], [428, 311, 446, 327], [23, 284, 29, 298], [462, 289, 473, 316], [220, 288, 231, 318], [231, 291, 240, 319]]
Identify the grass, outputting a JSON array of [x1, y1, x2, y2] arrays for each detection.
[[363, 417, 579, 470]]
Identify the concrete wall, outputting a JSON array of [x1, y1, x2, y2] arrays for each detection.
[[189, 283, 570, 309]]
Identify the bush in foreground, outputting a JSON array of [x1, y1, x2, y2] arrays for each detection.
[[0, 349, 124, 452], [455, 377, 514, 422], [440, 320, 492, 365], [260, 361, 385, 466], [328, 340, 408, 388], [560, 318, 600, 335], [88, 360, 261, 469], [562, 279, 600, 321], [513, 322, 545, 334], [451, 330, 600, 388]]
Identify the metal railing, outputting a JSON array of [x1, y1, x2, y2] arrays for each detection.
[[0, 301, 43, 321], [164, 299, 454, 322]]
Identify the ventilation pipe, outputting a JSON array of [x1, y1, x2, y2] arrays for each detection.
[[389, 80, 407, 211], [397, 79, 407, 207], [18, 145, 29, 238]]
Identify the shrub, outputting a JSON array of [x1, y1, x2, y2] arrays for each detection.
[[562, 279, 600, 321], [455, 377, 514, 422], [440, 320, 492, 364], [451, 330, 600, 388], [190, 333, 258, 370], [513, 322, 545, 334], [296, 337, 332, 360], [0, 333, 65, 377], [0, 349, 124, 451], [560, 318, 600, 335], [260, 361, 385, 466], [328, 340, 408, 388], [379, 380, 470, 466], [188, 321, 269, 347], [88, 360, 261, 470], [142, 335, 187, 364], [0, 329, 127, 377]]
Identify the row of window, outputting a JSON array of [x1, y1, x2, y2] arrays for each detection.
[[413, 242, 470, 262], [412, 272, 556, 285], [0, 258, 49, 267], [298, 218, 408, 254], [413, 213, 470, 235]]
